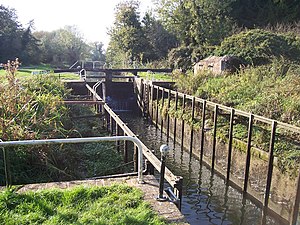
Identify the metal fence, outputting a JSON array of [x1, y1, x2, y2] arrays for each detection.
[[137, 80, 300, 225]]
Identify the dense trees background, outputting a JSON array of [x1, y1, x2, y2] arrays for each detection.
[[0, 5, 105, 67], [0, 5, 39, 64], [153, 0, 300, 69], [1, 0, 300, 68], [106, 0, 177, 68]]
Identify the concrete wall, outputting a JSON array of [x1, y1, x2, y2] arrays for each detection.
[[194, 55, 243, 76]]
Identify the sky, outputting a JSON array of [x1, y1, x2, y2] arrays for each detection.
[[1, 0, 154, 49]]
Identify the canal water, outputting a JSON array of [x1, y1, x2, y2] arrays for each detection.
[[119, 112, 282, 225]]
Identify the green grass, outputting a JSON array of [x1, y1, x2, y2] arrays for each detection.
[[139, 72, 174, 81], [0, 66, 79, 80], [0, 184, 167, 225]]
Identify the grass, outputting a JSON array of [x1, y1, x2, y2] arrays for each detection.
[[0, 184, 167, 225], [0, 70, 126, 185], [0, 66, 79, 80], [139, 72, 174, 81]]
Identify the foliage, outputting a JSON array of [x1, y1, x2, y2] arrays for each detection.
[[142, 12, 178, 61], [154, 0, 234, 46], [154, 0, 235, 70], [33, 26, 90, 67], [170, 60, 300, 175], [106, 1, 176, 68], [0, 5, 39, 64], [139, 72, 174, 81], [168, 45, 215, 70], [89, 41, 106, 62], [230, 0, 300, 28], [107, 1, 149, 68], [194, 60, 300, 126], [154, 0, 300, 70], [0, 68, 125, 185], [0, 185, 166, 225], [0, 62, 68, 141], [174, 69, 210, 95], [215, 29, 300, 65], [0, 4, 105, 67]]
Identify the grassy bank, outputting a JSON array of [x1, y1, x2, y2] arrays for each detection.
[[0, 184, 166, 225], [0, 69, 126, 185], [175, 61, 300, 126], [158, 62, 300, 176]]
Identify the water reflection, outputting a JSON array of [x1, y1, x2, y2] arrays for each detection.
[[119, 113, 281, 225]]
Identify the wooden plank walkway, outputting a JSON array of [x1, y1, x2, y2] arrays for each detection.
[[17, 175, 188, 225]]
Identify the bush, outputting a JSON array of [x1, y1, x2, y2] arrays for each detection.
[[215, 29, 300, 65]]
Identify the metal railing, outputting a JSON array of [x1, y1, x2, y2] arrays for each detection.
[[142, 81, 300, 225], [0, 136, 144, 187], [85, 83, 183, 209]]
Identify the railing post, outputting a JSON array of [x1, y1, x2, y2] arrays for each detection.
[[181, 94, 186, 151], [116, 123, 120, 153], [105, 109, 109, 131], [190, 97, 195, 154], [157, 145, 170, 201], [151, 84, 154, 120], [244, 114, 254, 193], [166, 89, 171, 142], [140, 79, 145, 115], [124, 139, 128, 163], [262, 121, 277, 222], [174, 176, 183, 210], [134, 138, 139, 172], [200, 100, 207, 162], [161, 88, 165, 136], [212, 105, 218, 171], [2, 141, 12, 187], [146, 83, 150, 117], [145, 159, 155, 175], [227, 108, 235, 181], [110, 114, 113, 134], [173, 92, 179, 146]]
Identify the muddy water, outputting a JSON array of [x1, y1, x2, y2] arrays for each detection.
[[119, 112, 284, 225]]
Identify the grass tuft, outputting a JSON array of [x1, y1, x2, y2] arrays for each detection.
[[0, 185, 167, 225]]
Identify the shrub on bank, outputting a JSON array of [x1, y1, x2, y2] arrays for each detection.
[[214, 29, 300, 65], [0, 68, 126, 185]]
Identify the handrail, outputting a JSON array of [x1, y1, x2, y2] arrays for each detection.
[[69, 60, 79, 69], [85, 83, 181, 187], [0, 136, 145, 184]]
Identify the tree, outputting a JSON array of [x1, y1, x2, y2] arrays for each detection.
[[215, 29, 300, 65], [154, 0, 235, 47], [20, 20, 41, 64], [34, 26, 89, 66], [0, 5, 41, 65], [231, 0, 300, 28], [153, 0, 235, 70], [107, 0, 150, 67], [142, 12, 178, 60], [89, 42, 106, 62]]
